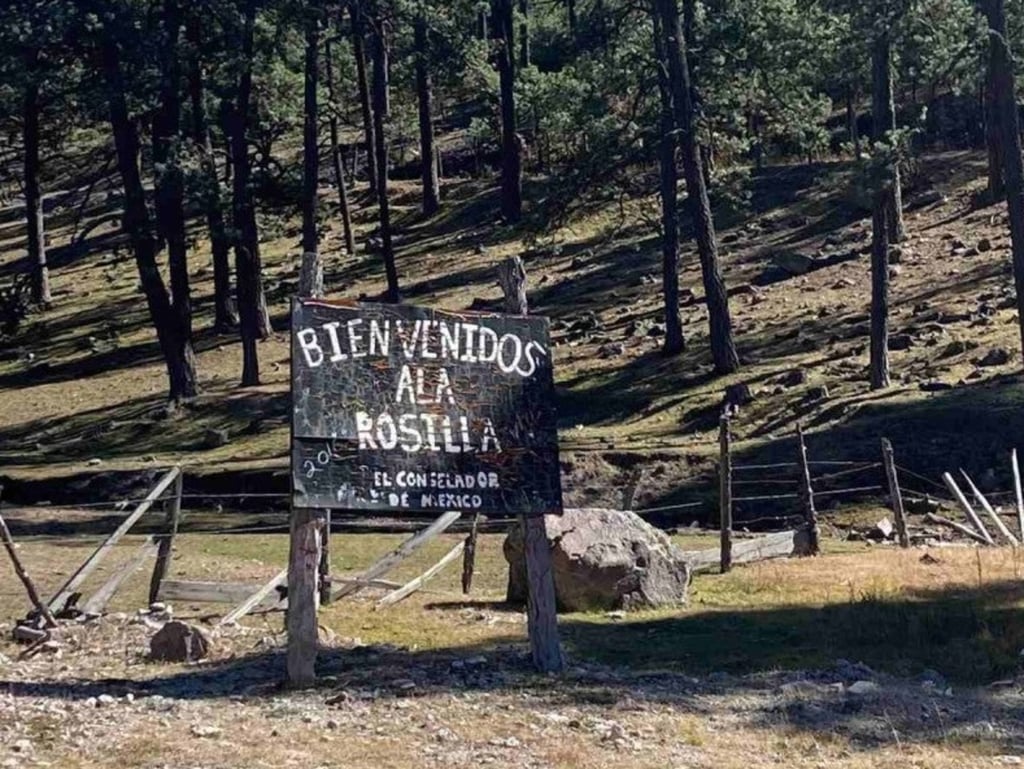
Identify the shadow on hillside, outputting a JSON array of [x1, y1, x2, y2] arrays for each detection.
[[0, 389, 289, 469], [3, 578, 1024, 751]]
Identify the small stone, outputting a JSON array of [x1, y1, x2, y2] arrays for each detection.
[[97, 694, 116, 707], [191, 724, 223, 738], [11, 739, 33, 754], [889, 334, 913, 351], [978, 238, 993, 253], [149, 621, 211, 662], [780, 369, 807, 387], [326, 719, 340, 730], [979, 347, 1011, 367], [804, 384, 829, 402], [847, 680, 880, 695], [87, 458, 103, 466], [203, 428, 230, 449]]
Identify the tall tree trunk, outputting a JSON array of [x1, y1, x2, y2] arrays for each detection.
[[846, 86, 861, 159], [655, 0, 738, 374], [22, 58, 50, 306], [185, 11, 236, 332], [152, 0, 193, 347], [99, 30, 197, 403], [987, 0, 1024, 363], [369, 12, 400, 302], [870, 32, 893, 390], [518, 0, 529, 67], [566, 0, 576, 37], [493, 0, 522, 223], [414, 12, 440, 216], [325, 36, 356, 255], [301, 9, 320, 259], [873, 30, 905, 243], [231, 0, 270, 386], [652, 15, 684, 356], [985, 27, 1005, 199], [349, 3, 377, 192]]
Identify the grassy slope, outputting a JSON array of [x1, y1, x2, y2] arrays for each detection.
[[2, 145, 1024, 515]]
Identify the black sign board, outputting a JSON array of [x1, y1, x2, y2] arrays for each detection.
[[290, 299, 562, 516]]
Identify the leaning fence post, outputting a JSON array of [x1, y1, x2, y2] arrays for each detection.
[[880, 438, 909, 548], [148, 470, 184, 604], [0, 486, 57, 628], [719, 415, 733, 573], [796, 423, 819, 555]]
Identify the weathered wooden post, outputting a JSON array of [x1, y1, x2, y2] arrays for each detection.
[[462, 512, 481, 594], [1013, 449, 1024, 541], [149, 471, 184, 604], [796, 423, 819, 555], [719, 415, 733, 573], [499, 255, 564, 673], [287, 254, 328, 687], [880, 438, 909, 548]]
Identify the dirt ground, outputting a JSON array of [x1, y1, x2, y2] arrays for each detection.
[[3, 524, 1024, 768]]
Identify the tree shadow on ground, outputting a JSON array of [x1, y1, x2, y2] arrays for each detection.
[[4, 578, 1024, 752], [0, 389, 290, 469]]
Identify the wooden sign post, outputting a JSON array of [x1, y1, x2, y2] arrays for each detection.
[[286, 260, 564, 686]]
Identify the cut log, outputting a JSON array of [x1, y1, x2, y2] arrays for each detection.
[[48, 467, 181, 612], [377, 540, 465, 607], [332, 510, 461, 600], [82, 536, 158, 615], [924, 512, 992, 545], [960, 469, 1019, 545], [941, 472, 994, 545], [681, 528, 812, 574]]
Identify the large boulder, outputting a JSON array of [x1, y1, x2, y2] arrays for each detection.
[[504, 508, 691, 612], [149, 621, 211, 663]]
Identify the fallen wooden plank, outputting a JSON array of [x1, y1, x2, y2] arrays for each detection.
[[48, 467, 181, 612], [81, 536, 158, 615], [158, 580, 264, 605], [960, 470, 1019, 546], [681, 528, 811, 575], [941, 472, 994, 545], [378, 540, 465, 607], [220, 568, 288, 626], [332, 511, 462, 600], [924, 512, 992, 545]]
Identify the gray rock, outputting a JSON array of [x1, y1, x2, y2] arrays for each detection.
[[773, 251, 817, 276], [847, 680, 881, 696], [780, 369, 807, 387], [889, 333, 913, 351], [203, 428, 230, 449], [149, 621, 211, 663], [979, 347, 1011, 367], [978, 238, 993, 252], [504, 508, 691, 612]]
